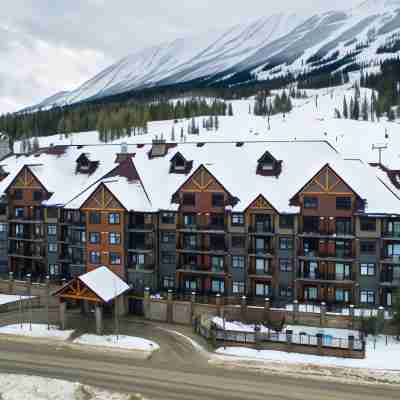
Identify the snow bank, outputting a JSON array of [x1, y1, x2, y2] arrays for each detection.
[[73, 334, 160, 352], [0, 373, 133, 400], [0, 324, 73, 341], [216, 335, 400, 370], [0, 294, 33, 306]]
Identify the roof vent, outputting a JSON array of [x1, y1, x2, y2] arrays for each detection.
[[149, 137, 168, 158], [121, 142, 128, 154]]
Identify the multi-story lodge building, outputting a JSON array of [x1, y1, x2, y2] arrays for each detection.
[[0, 139, 399, 308]]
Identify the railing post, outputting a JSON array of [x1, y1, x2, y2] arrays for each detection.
[[293, 300, 299, 323], [264, 297, 270, 324]]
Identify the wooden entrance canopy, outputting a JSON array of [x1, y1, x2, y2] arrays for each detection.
[[54, 266, 130, 304]]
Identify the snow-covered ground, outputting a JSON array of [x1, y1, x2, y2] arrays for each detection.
[[73, 334, 160, 353], [0, 294, 33, 306], [0, 373, 133, 400], [216, 334, 400, 371], [0, 324, 73, 340]]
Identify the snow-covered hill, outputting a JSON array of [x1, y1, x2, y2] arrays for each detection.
[[27, 0, 400, 110], [19, 82, 400, 172]]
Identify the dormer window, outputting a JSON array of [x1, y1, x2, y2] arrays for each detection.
[[170, 152, 193, 174], [257, 151, 282, 177], [76, 153, 99, 175]]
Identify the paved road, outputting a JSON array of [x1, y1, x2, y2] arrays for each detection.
[[0, 317, 398, 400]]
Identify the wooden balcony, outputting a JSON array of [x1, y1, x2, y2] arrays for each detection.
[[297, 271, 356, 282]]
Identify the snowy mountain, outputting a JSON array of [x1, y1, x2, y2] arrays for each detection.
[[28, 0, 400, 109]]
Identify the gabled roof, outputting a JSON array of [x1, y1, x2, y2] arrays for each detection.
[[79, 266, 130, 303]]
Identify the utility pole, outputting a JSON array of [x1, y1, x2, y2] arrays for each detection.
[[372, 143, 388, 165]]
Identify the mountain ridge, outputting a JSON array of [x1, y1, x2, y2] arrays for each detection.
[[26, 0, 400, 111]]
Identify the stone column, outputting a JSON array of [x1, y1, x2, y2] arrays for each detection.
[[320, 302, 327, 327], [167, 289, 173, 323], [216, 294, 222, 317], [241, 296, 247, 323], [349, 304, 355, 329], [143, 287, 150, 319], [59, 301, 67, 330], [8, 272, 14, 294], [45, 275, 50, 328], [95, 304, 103, 335], [264, 297, 270, 324], [378, 306, 385, 333]]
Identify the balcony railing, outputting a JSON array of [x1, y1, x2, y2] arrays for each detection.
[[249, 247, 274, 255], [300, 250, 353, 259], [380, 272, 400, 284], [127, 264, 154, 272], [128, 224, 154, 231], [383, 231, 400, 238], [298, 271, 355, 281], [128, 242, 153, 251], [249, 224, 274, 234]]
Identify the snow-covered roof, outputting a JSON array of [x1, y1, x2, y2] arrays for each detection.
[[1, 140, 399, 214], [78, 266, 130, 303]]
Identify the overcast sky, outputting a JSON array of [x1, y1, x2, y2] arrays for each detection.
[[0, 0, 365, 114]]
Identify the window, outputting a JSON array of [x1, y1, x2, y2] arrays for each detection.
[[280, 286, 293, 298], [89, 232, 100, 244], [211, 256, 224, 271], [280, 259, 293, 272], [15, 207, 24, 218], [360, 290, 375, 304], [0, 223, 6, 233], [47, 225, 57, 236], [360, 263, 375, 276], [182, 193, 195, 206], [161, 212, 175, 224], [110, 252, 121, 265], [130, 253, 145, 265], [211, 280, 225, 293], [108, 213, 120, 224], [109, 232, 121, 245], [210, 213, 224, 228], [360, 241, 376, 254], [304, 287, 318, 300], [90, 251, 101, 264], [161, 232, 175, 243], [231, 213, 244, 226], [15, 224, 24, 237], [49, 264, 60, 276], [335, 263, 351, 280], [232, 256, 245, 269], [336, 197, 351, 210], [231, 235, 245, 248], [162, 252, 176, 264], [48, 243, 57, 253], [183, 213, 196, 226], [279, 237, 293, 250], [256, 258, 269, 274], [212, 193, 224, 207], [280, 215, 294, 229], [14, 189, 22, 200], [233, 281, 245, 295], [304, 197, 318, 209], [336, 218, 352, 235], [89, 212, 101, 224], [184, 280, 197, 291], [32, 191, 42, 201], [386, 220, 400, 237], [163, 276, 175, 289], [360, 218, 376, 232], [255, 283, 270, 296], [335, 288, 350, 303], [387, 243, 400, 257]]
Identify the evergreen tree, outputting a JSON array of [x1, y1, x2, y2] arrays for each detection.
[[171, 125, 175, 141], [343, 96, 348, 119], [362, 95, 369, 121], [353, 98, 360, 120], [32, 137, 40, 151], [228, 103, 234, 116]]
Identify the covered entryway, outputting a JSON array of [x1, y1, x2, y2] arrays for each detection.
[[53, 266, 130, 335]]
